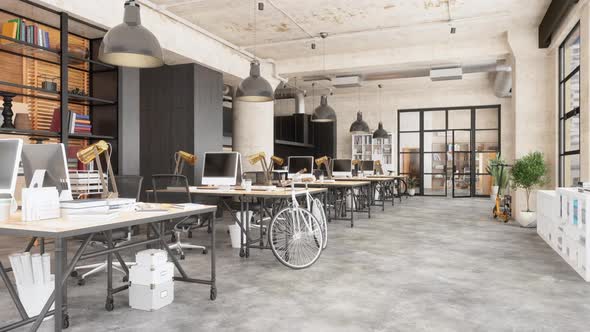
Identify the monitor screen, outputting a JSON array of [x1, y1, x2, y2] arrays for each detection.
[[332, 159, 352, 172], [361, 160, 374, 171], [288, 157, 313, 174], [0, 139, 23, 194], [203, 153, 239, 178], [21, 143, 70, 192]]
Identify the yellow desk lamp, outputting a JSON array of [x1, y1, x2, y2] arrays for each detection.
[[352, 159, 362, 174], [270, 156, 284, 168], [247, 152, 272, 185], [173, 150, 197, 175], [315, 156, 332, 179], [77, 140, 118, 198], [374, 160, 384, 175]]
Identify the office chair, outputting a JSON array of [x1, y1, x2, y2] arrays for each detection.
[[71, 175, 143, 285], [152, 174, 207, 259]]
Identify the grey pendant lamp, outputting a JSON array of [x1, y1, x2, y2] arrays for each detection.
[[373, 84, 389, 139], [350, 86, 369, 133], [99, 0, 164, 68], [311, 33, 336, 122], [236, 1, 274, 102]]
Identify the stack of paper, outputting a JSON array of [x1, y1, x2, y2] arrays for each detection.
[[61, 199, 119, 221]]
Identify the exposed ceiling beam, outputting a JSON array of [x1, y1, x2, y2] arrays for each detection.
[[266, 0, 315, 39], [158, 0, 209, 10]]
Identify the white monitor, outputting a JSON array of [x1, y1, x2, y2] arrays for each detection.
[[202, 152, 241, 186], [21, 143, 72, 200], [332, 159, 352, 177], [0, 139, 23, 197], [287, 156, 314, 179]]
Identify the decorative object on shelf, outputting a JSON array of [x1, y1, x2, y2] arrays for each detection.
[[373, 84, 389, 139], [76, 140, 118, 199], [39, 74, 58, 92], [0, 92, 16, 128], [315, 156, 333, 179], [99, 0, 164, 68], [29, 137, 49, 144], [407, 177, 418, 196], [173, 150, 196, 175], [350, 86, 369, 133], [14, 113, 32, 130], [311, 33, 336, 122], [510, 151, 548, 228], [486, 153, 509, 201], [68, 88, 87, 97], [236, 0, 273, 102]]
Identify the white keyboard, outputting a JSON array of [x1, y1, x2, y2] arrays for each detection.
[[251, 185, 277, 191]]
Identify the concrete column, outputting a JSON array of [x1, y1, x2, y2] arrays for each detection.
[[232, 100, 274, 172], [118, 67, 140, 175]]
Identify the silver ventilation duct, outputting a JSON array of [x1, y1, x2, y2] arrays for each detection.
[[274, 86, 305, 114], [493, 64, 512, 98]]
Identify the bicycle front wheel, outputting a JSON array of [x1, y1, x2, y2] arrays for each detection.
[[269, 207, 323, 269]]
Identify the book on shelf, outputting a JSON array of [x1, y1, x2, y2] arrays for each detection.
[[1, 19, 51, 49]]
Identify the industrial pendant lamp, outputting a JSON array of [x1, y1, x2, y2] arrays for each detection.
[[350, 86, 369, 133], [373, 84, 389, 139], [99, 0, 164, 68], [311, 32, 336, 122], [236, 1, 274, 102]]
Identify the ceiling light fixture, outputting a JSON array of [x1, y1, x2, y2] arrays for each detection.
[[373, 84, 389, 139], [350, 86, 369, 133], [311, 32, 336, 122], [236, 0, 274, 102], [99, 0, 164, 68]]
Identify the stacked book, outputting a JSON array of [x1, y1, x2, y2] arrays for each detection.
[[60, 199, 119, 221], [1, 18, 51, 48], [69, 112, 92, 134]]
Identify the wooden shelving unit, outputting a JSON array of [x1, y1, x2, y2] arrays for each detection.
[[0, 1, 119, 172]]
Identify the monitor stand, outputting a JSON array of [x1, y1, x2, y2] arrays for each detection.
[[30, 169, 73, 201]]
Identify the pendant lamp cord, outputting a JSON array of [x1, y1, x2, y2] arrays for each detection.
[[254, 0, 257, 61]]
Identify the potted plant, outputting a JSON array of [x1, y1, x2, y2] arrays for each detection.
[[407, 177, 418, 196], [486, 153, 509, 201], [510, 151, 548, 228]]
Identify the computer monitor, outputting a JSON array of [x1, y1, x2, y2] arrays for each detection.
[[287, 156, 314, 179], [332, 159, 352, 177], [202, 152, 241, 186], [0, 139, 23, 197], [361, 160, 375, 174], [21, 143, 72, 200]]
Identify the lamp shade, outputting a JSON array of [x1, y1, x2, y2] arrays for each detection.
[[311, 95, 336, 122], [99, 1, 163, 68], [236, 61, 274, 102], [372, 122, 389, 139], [349, 112, 370, 133]]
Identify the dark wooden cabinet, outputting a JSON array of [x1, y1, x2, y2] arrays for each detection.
[[274, 113, 337, 159]]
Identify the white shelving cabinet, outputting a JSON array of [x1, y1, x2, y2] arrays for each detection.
[[351, 133, 394, 170]]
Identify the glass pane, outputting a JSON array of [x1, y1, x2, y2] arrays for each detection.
[[423, 174, 446, 195], [399, 112, 419, 131], [399, 153, 420, 178], [399, 132, 420, 151], [475, 108, 498, 129], [448, 109, 471, 129], [424, 131, 446, 152], [453, 131, 470, 151], [424, 153, 446, 173], [564, 72, 580, 113], [453, 173, 470, 196], [475, 152, 498, 174], [475, 130, 499, 151], [562, 154, 580, 187], [564, 114, 580, 152], [454, 152, 470, 173], [476, 174, 493, 196], [423, 111, 446, 130], [562, 25, 580, 79]]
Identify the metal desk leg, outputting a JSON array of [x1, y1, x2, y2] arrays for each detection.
[[367, 184, 371, 219], [54, 238, 65, 332], [245, 201, 250, 258], [105, 230, 114, 311], [210, 212, 217, 300], [349, 188, 354, 228], [40, 238, 45, 255], [259, 199, 265, 248]]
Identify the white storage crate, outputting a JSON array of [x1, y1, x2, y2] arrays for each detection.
[[130, 262, 174, 286], [136, 249, 168, 267], [129, 280, 174, 311]]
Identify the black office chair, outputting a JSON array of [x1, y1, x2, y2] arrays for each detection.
[[152, 174, 207, 259], [72, 175, 143, 285]]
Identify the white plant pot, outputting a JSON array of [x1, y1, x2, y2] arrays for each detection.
[[408, 188, 416, 196], [490, 186, 499, 202], [518, 211, 537, 228]]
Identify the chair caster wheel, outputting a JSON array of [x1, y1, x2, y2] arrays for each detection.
[[122, 276, 129, 282], [62, 314, 70, 329], [70, 271, 78, 278], [210, 287, 217, 300], [105, 299, 114, 311], [77, 278, 86, 286], [180, 254, 185, 260], [202, 249, 208, 255], [239, 249, 245, 257]]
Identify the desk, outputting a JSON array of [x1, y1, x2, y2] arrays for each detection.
[[155, 187, 327, 259], [0, 204, 217, 332], [336, 176, 407, 209], [293, 181, 371, 227]]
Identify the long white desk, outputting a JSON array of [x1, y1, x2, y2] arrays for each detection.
[[0, 204, 217, 332]]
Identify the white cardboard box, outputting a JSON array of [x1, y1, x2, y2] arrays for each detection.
[[129, 280, 174, 311], [135, 249, 167, 267], [130, 262, 174, 286]]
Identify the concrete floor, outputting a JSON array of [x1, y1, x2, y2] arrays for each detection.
[[1, 196, 589, 331]]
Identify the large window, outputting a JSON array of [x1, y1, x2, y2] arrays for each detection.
[[559, 23, 581, 187]]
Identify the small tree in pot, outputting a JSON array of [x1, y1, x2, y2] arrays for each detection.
[[486, 153, 509, 201], [407, 177, 418, 196], [510, 151, 548, 227]]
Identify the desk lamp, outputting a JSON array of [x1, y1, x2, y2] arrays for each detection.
[[271, 156, 284, 169], [247, 152, 272, 185], [173, 151, 197, 175], [352, 159, 362, 175], [374, 160, 384, 175], [315, 156, 332, 179], [77, 140, 118, 199]]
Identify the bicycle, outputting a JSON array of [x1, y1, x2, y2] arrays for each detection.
[[268, 183, 326, 269]]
